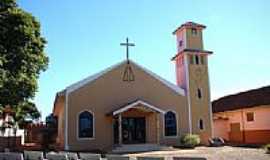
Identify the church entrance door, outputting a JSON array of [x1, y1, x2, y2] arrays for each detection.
[[122, 117, 146, 144]]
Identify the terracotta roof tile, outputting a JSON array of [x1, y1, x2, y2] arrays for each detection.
[[212, 86, 270, 113]]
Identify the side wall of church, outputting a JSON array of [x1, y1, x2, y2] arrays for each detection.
[[53, 96, 65, 149]]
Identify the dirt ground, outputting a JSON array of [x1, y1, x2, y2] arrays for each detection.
[[126, 146, 270, 160]]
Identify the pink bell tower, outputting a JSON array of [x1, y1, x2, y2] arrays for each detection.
[[171, 22, 213, 144], [172, 22, 212, 91]]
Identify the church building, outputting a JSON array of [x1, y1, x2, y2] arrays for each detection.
[[53, 22, 213, 151]]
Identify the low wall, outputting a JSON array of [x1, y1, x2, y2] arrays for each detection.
[[0, 136, 22, 151], [229, 130, 270, 144]]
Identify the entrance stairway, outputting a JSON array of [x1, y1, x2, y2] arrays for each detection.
[[112, 143, 174, 153]]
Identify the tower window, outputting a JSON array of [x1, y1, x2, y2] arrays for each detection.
[[191, 28, 197, 35], [197, 88, 202, 99], [199, 119, 204, 130], [200, 56, 205, 65], [195, 55, 200, 65], [189, 55, 194, 64], [179, 40, 183, 47]]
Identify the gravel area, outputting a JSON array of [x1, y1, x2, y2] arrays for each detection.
[[126, 146, 270, 160]]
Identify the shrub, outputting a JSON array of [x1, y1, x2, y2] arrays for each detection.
[[180, 134, 200, 148], [265, 144, 270, 154]]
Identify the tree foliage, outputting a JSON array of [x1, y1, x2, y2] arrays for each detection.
[[0, 0, 48, 122], [0, 101, 41, 129], [13, 101, 41, 128]]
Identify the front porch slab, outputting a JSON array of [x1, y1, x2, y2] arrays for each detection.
[[111, 144, 174, 153]]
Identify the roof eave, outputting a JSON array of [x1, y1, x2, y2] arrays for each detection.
[[171, 49, 213, 61], [107, 100, 166, 116]]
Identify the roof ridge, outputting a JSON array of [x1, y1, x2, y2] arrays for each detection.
[[62, 60, 185, 96]]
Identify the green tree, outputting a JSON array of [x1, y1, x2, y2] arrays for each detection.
[[0, 101, 40, 127], [0, 0, 48, 122], [13, 101, 41, 128]]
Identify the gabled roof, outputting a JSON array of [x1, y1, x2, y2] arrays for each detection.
[[66, 61, 126, 93], [107, 99, 166, 116], [61, 60, 185, 96], [212, 85, 270, 113], [132, 61, 185, 96]]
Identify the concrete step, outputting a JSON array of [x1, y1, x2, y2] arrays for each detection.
[[112, 144, 173, 153]]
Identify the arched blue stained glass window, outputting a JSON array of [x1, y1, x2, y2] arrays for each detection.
[[165, 111, 177, 136], [79, 111, 93, 138]]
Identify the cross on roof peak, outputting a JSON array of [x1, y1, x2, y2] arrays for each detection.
[[120, 37, 135, 63], [120, 37, 135, 82]]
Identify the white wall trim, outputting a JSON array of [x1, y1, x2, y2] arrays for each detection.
[[64, 90, 69, 150], [184, 54, 192, 134], [76, 110, 95, 140], [163, 110, 179, 138], [113, 100, 165, 116], [206, 58, 214, 137]]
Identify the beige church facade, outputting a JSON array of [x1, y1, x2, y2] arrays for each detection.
[[53, 22, 213, 151]]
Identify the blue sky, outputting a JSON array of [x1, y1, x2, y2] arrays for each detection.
[[18, 0, 270, 119]]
